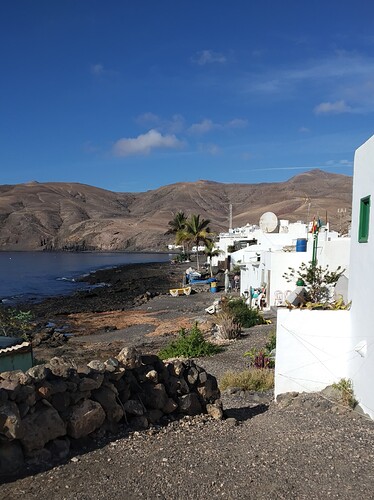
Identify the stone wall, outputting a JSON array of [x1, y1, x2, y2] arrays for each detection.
[[0, 347, 222, 476]]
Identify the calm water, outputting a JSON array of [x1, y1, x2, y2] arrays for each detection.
[[0, 252, 171, 303]]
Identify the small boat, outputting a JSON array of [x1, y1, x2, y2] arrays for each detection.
[[169, 286, 192, 297]]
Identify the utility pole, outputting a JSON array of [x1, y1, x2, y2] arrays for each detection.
[[229, 203, 233, 232], [337, 208, 347, 234]]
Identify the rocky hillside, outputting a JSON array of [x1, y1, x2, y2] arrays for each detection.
[[0, 170, 352, 251]]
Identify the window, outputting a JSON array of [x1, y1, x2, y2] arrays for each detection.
[[358, 195, 371, 243]]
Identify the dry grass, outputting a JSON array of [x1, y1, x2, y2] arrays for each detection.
[[65, 310, 213, 337], [220, 369, 274, 392]]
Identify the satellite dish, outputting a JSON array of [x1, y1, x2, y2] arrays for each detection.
[[259, 212, 278, 233]]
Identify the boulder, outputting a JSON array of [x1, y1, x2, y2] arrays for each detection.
[[140, 383, 168, 410], [187, 366, 199, 387], [129, 415, 149, 430], [46, 437, 70, 461], [46, 357, 77, 378], [104, 358, 119, 373], [206, 401, 224, 420], [27, 364, 48, 382], [162, 397, 178, 414], [145, 369, 159, 384], [197, 375, 220, 402], [0, 370, 31, 385], [0, 401, 24, 439], [147, 409, 163, 424], [50, 392, 71, 412], [92, 387, 123, 423], [79, 375, 103, 392], [116, 347, 142, 369], [0, 388, 8, 403], [14, 384, 35, 405], [67, 399, 105, 439], [123, 399, 144, 416], [20, 406, 66, 452], [178, 393, 203, 416], [87, 360, 106, 373], [0, 441, 24, 476]]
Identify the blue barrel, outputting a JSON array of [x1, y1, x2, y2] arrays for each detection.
[[210, 280, 217, 293], [296, 238, 307, 252]]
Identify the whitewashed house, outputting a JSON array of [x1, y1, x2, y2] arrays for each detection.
[[347, 134, 374, 418], [214, 218, 349, 307], [275, 134, 374, 420]]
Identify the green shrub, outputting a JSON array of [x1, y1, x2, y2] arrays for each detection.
[[265, 329, 276, 352], [220, 369, 274, 392], [244, 330, 276, 369], [333, 378, 357, 409], [223, 298, 265, 328], [0, 308, 34, 338], [158, 323, 222, 360]]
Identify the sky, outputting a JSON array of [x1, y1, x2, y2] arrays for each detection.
[[1, 1, 374, 192]]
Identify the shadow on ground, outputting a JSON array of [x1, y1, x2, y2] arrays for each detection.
[[224, 403, 269, 422]]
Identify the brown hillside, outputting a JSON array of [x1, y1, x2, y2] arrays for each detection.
[[0, 170, 352, 251]]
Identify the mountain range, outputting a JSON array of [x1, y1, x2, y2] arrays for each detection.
[[0, 169, 352, 251]]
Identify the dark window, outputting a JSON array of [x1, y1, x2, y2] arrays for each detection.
[[358, 196, 370, 243]]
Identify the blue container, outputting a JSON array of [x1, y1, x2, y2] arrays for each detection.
[[210, 280, 217, 293], [296, 238, 307, 252]]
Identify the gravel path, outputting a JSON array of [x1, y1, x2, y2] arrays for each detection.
[[1, 393, 374, 499], [3, 263, 374, 498]]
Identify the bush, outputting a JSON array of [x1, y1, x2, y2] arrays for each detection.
[[265, 329, 276, 352], [215, 312, 241, 340], [158, 323, 222, 360], [244, 330, 276, 369], [332, 378, 357, 409], [283, 261, 345, 304], [220, 369, 274, 392], [223, 298, 266, 328], [0, 308, 34, 338]]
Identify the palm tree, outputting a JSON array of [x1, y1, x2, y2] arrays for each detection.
[[166, 211, 187, 253], [185, 214, 211, 270], [166, 211, 187, 235], [204, 239, 221, 277]]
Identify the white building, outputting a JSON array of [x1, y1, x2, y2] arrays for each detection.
[[275, 134, 374, 419], [347, 134, 374, 418], [215, 219, 349, 307]]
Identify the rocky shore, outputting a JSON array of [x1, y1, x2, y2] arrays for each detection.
[[2, 261, 374, 498]]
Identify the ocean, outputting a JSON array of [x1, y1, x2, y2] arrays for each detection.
[[0, 251, 171, 303]]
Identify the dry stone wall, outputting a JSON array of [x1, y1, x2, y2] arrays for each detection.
[[0, 347, 222, 476]]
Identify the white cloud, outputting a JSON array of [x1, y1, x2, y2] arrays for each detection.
[[239, 52, 374, 113], [198, 143, 221, 155], [165, 114, 185, 134], [226, 118, 248, 129], [136, 113, 185, 134], [314, 100, 352, 115], [188, 117, 247, 135], [135, 112, 160, 125], [112, 129, 184, 157], [188, 119, 216, 135], [193, 50, 226, 66], [299, 126, 310, 133], [90, 63, 104, 76]]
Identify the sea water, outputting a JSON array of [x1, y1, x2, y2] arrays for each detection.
[[0, 251, 171, 303]]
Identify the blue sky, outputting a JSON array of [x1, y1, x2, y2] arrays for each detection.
[[1, 1, 374, 192]]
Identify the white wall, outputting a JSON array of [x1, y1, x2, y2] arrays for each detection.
[[275, 309, 351, 397], [348, 134, 374, 419], [266, 251, 310, 306], [318, 237, 350, 273]]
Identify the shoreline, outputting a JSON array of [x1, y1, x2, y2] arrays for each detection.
[[25, 260, 188, 318]]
